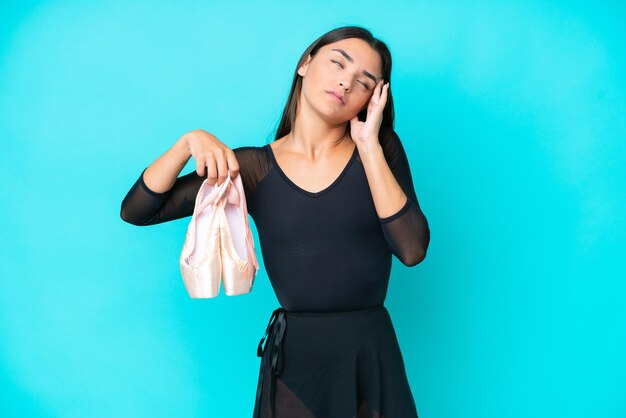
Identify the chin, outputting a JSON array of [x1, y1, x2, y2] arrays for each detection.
[[318, 102, 346, 120]]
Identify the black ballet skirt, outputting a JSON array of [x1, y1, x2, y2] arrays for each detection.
[[120, 126, 431, 418], [254, 304, 420, 418]]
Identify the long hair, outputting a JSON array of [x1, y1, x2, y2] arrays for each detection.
[[273, 26, 395, 142]]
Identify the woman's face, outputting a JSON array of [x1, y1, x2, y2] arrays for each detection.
[[297, 38, 383, 124]]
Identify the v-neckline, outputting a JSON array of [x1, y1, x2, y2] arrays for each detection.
[[265, 143, 358, 198]]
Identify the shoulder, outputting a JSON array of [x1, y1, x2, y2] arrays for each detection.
[[232, 144, 264, 158], [232, 144, 271, 169], [231, 145, 271, 198]]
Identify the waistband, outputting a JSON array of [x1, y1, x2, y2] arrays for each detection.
[[252, 304, 384, 418]]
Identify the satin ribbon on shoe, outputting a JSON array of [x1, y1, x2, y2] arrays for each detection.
[[253, 307, 287, 418]]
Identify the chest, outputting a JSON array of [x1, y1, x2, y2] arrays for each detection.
[[251, 158, 382, 251], [272, 149, 357, 195]]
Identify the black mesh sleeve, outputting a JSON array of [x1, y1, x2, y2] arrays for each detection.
[[120, 146, 262, 226], [377, 127, 431, 266]]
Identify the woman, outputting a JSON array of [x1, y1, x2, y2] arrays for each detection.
[[121, 26, 430, 418]]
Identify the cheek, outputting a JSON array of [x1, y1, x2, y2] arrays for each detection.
[[360, 95, 372, 109]]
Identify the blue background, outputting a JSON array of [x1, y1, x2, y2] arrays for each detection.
[[1, 1, 625, 417]]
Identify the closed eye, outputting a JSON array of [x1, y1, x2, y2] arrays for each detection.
[[331, 60, 371, 90]]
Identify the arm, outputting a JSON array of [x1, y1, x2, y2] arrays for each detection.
[[120, 137, 259, 226], [357, 127, 430, 266], [119, 133, 202, 226]]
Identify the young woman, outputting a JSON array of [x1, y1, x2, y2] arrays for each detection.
[[121, 26, 430, 418]]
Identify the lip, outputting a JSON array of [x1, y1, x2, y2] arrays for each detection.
[[325, 91, 344, 104]]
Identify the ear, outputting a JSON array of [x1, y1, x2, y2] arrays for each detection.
[[297, 54, 312, 77]]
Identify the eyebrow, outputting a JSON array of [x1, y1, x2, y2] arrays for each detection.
[[331, 48, 381, 84]]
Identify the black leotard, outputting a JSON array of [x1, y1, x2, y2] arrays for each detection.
[[120, 126, 430, 312]]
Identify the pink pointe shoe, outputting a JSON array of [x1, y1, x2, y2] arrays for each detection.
[[218, 172, 260, 296], [179, 176, 226, 298], [179, 172, 259, 298]]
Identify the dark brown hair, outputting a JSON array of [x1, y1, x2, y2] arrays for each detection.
[[273, 25, 395, 141]]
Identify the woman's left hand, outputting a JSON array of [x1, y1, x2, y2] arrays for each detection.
[[349, 80, 389, 146]]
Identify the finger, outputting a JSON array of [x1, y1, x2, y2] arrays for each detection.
[[381, 83, 389, 102], [195, 152, 205, 177], [367, 80, 384, 112], [368, 96, 376, 113], [214, 149, 229, 186], [205, 152, 218, 186], [226, 151, 240, 179], [374, 80, 384, 101], [375, 82, 388, 105]]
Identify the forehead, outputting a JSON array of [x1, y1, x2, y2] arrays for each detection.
[[322, 38, 382, 74]]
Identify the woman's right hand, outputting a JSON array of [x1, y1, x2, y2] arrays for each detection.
[[184, 129, 240, 186]]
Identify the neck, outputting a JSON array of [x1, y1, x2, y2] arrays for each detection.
[[286, 97, 351, 157]]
